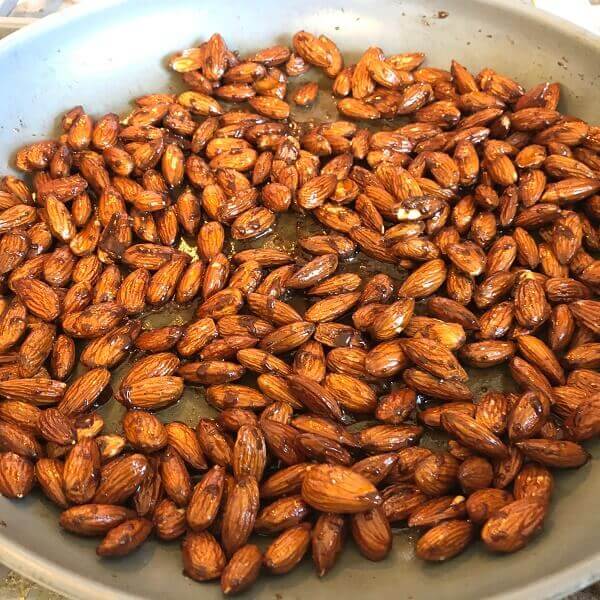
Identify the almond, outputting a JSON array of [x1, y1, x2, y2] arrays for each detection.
[[301, 464, 381, 513], [263, 522, 312, 574], [481, 499, 546, 553], [416, 520, 473, 561], [182, 531, 226, 581], [221, 544, 262, 595], [60, 504, 136, 536]]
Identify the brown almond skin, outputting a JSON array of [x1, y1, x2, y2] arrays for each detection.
[[0, 400, 41, 434], [565, 396, 600, 441], [509, 357, 553, 400], [153, 498, 187, 541], [219, 408, 259, 432], [287, 254, 338, 289], [207, 384, 269, 411], [135, 325, 183, 352], [0, 420, 43, 459], [301, 464, 381, 513], [187, 465, 226, 531], [514, 463, 554, 505], [0, 378, 67, 406], [96, 517, 153, 557], [466, 488, 514, 524], [458, 456, 494, 493], [414, 452, 459, 496], [60, 504, 137, 536], [64, 438, 100, 504], [516, 335, 564, 385], [324, 373, 377, 414], [233, 424, 267, 482], [366, 340, 410, 378], [50, 334, 76, 381], [255, 495, 311, 534], [296, 433, 352, 466], [120, 376, 184, 410], [237, 348, 290, 376], [419, 403, 474, 429], [165, 421, 207, 470], [402, 336, 468, 382], [35, 458, 68, 508], [196, 418, 232, 467], [481, 499, 546, 553], [182, 530, 227, 582], [94, 453, 149, 505], [5, 32, 600, 587], [475, 392, 510, 435], [293, 415, 359, 448], [351, 507, 392, 561], [427, 296, 479, 330], [312, 513, 346, 576], [122, 411, 168, 453], [358, 424, 423, 453], [159, 447, 191, 507], [397, 259, 447, 298], [514, 439, 590, 468], [263, 522, 312, 574], [493, 446, 524, 489], [408, 495, 467, 528], [260, 463, 312, 500], [260, 321, 316, 355], [375, 388, 416, 424], [403, 368, 473, 402], [293, 340, 326, 382], [38, 408, 75, 446], [0, 451, 34, 499], [287, 374, 343, 421], [459, 340, 515, 368], [441, 412, 508, 458], [58, 367, 111, 416], [416, 520, 473, 561], [507, 391, 550, 441], [221, 544, 262, 595], [221, 475, 260, 556]]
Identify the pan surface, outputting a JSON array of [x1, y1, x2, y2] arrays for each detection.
[[0, 0, 599, 598]]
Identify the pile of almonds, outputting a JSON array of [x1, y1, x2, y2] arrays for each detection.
[[0, 28, 599, 595]]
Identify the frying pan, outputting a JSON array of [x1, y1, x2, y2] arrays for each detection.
[[0, 0, 599, 598]]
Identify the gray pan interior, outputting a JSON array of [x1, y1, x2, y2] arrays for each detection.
[[0, 0, 600, 598]]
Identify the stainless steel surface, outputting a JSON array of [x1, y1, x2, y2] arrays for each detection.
[[0, 1, 599, 599]]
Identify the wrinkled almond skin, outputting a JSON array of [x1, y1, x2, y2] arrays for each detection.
[[60, 504, 137, 536], [221, 544, 262, 595], [187, 465, 226, 531], [182, 531, 226, 582], [61, 437, 101, 504], [122, 411, 168, 453], [416, 520, 473, 561], [263, 522, 312, 574], [94, 453, 149, 505], [514, 439, 589, 468], [312, 512, 346, 576], [0, 451, 34, 499], [351, 507, 392, 561], [513, 463, 553, 505], [466, 488, 514, 524], [302, 464, 381, 513], [414, 452, 459, 496], [221, 475, 260, 557], [481, 499, 546, 553]]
